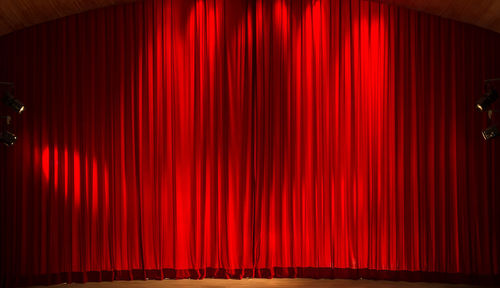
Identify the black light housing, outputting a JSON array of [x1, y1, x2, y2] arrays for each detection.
[[482, 125, 499, 140], [476, 88, 498, 112], [2, 92, 24, 114], [0, 130, 16, 146]]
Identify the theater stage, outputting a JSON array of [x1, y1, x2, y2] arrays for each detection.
[[29, 279, 484, 288]]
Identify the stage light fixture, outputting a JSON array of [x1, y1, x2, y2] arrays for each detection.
[[2, 92, 24, 114], [0, 130, 16, 146], [482, 125, 499, 140], [476, 89, 498, 112], [476, 80, 499, 112]]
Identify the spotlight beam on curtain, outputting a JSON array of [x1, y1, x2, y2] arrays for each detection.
[[0, 0, 499, 285]]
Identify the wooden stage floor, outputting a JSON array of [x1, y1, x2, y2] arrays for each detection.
[[29, 279, 485, 288]]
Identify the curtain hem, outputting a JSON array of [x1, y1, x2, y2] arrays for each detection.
[[6, 268, 500, 287]]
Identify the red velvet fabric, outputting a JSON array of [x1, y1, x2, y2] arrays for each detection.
[[0, 0, 499, 285]]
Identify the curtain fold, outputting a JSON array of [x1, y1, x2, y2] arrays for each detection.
[[0, 0, 499, 285]]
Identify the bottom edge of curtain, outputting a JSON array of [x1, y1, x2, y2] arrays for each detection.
[[4, 268, 500, 287]]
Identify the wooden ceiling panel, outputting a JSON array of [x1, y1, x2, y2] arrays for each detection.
[[0, 0, 137, 36], [382, 0, 500, 34], [0, 0, 499, 36]]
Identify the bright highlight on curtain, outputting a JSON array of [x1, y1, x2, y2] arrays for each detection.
[[0, 0, 499, 285]]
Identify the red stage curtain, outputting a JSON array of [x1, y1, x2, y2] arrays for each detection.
[[0, 0, 499, 285]]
